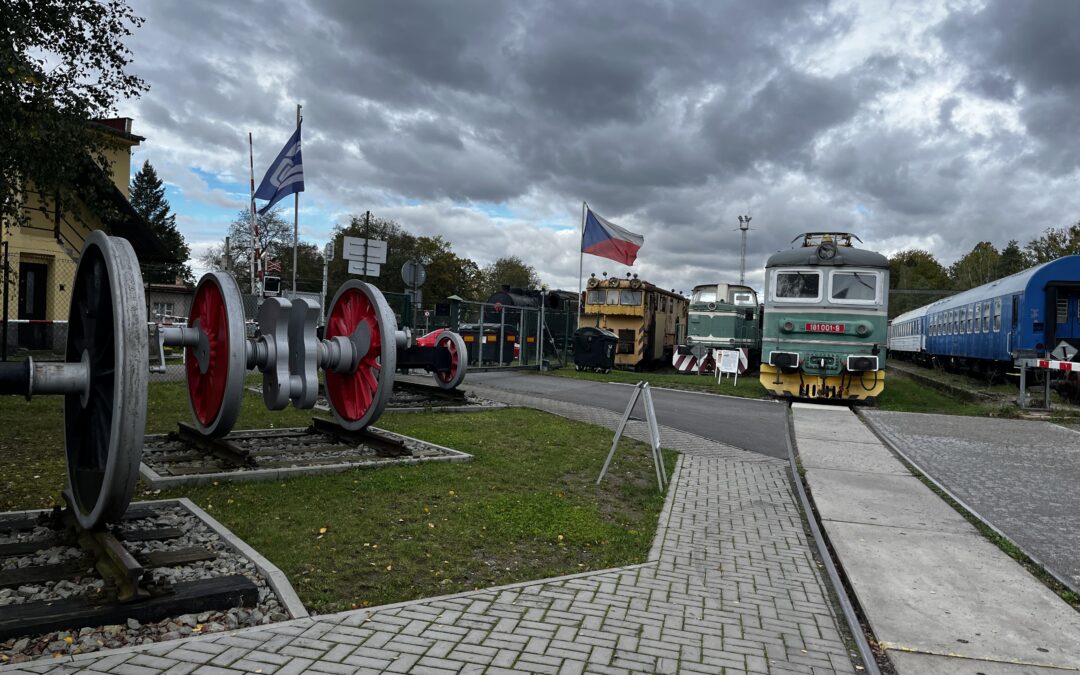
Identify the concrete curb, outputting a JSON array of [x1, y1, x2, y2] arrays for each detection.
[[176, 497, 308, 620], [138, 427, 473, 489], [646, 454, 684, 562]]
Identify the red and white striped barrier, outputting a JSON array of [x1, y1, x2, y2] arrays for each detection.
[[673, 350, 703, 373], [1034, 359, 1075, 372]]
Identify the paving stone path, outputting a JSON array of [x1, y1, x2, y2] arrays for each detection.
[[5, 387, 857, 674]]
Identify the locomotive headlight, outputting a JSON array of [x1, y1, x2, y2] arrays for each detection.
[[817, 242, 838, 261], [856, 324, 870, 336], [782, 321, 795, 332]]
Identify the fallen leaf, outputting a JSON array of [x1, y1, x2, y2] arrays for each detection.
[[319, 527, 328, 535]]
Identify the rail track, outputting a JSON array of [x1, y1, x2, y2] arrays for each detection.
[[0, 502, 286, 660]]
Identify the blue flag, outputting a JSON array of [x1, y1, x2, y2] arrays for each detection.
[[254, 126, 304, 214]]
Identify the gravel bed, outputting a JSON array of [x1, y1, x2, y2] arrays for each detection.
[[142, 426, 467, 477], [0, 505, 289, 664]]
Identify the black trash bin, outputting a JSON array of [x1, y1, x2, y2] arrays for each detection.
[[573, 327, 618, 372], [459, 322, 518, 365]]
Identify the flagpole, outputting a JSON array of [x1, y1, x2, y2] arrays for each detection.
[[248, 132, 258, 296], [292, 104, 302, 297], [578, 201, 587, 319]]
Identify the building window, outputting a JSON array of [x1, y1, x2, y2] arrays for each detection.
[[151, 302, 175, 319]]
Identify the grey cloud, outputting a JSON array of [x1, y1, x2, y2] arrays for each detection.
[[120, 0, 1080, 298]]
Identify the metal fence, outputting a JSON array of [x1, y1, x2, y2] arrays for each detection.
[[442, 298, 579, 369], [0, 242, 580, 382]]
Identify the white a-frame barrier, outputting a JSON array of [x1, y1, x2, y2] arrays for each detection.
[[596, 381, 667, 492]]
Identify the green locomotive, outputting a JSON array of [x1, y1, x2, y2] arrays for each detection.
[[760, 233, 889, 401], [676, 283, 762, 372]]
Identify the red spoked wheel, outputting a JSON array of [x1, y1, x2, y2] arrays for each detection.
[[186, 272, 245, 436], [433, 331, 467, 390], [324, 281, 397, 430]]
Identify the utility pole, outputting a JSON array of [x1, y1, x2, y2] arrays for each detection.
[[224, 236, 231, 274], [362, 210, 370, 283], [321, 241, 333, 324], [737, 215, 752, 285]]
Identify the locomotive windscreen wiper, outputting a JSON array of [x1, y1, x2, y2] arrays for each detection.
[[852, 272, 874, 291]]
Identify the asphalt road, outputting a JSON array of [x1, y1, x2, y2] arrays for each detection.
[[465, 371, 788, 459]]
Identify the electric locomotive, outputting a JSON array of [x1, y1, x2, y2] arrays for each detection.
[[760, 233, 889, 401]]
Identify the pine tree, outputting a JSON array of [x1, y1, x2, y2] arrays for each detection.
[[130, 160, 192, 283]]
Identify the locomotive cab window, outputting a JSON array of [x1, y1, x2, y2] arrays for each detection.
[[692, 288, 718, 304], [731, 291, 755, 305], [587, 290, 604, 304], [773, 270, 821, 301], [606, 289, 620, 304], [829, 271, 879, 303], [620, 290, 642, 306]]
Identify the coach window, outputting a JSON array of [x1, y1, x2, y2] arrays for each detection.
[[975, 302, 982, 333], [983, 303, 990, 333], [773, 270, 821, 302], [621, 290, 642, 306], [993, 298, 1002, 331]]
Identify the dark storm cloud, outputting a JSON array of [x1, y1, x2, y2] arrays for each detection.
[[941, 0, 1080, 171], [123, 0, 1080, 293]]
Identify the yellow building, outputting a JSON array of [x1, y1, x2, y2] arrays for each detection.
[[1, 118, 167, 352]]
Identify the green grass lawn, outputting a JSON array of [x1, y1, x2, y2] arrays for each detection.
[[0, 382, 674, 614], [544, 365, 770, 399]]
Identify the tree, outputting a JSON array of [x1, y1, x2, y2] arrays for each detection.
[[949, 241, 1001, 291], [887, 249, 952, 317], [201, 208, 290, 293], [271, 241, 324, 294], [1, 0, 147, 227], [1025, 223, 1080, 264], [326, 213, 483, 307], [479, 256, 540, 299], [129, 160, 191, 283], [996, 239, 1029, 278]]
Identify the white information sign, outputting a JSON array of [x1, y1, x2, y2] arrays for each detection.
[[343, 237, 388, 264], [716, 349, 741, 386], [347, 260, 382, 277]]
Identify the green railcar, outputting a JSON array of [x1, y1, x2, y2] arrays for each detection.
[[760, 233, 890, 401], [680, 284, 762, 369]]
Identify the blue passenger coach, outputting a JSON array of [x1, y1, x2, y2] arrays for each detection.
[[887, 255, 1080, 368]]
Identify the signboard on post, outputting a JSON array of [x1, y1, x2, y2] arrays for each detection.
[[347, 260, 381, 277], [343, 237, 387, 264], [401, 260, 426, 288], [343, 237, 387, 279], [716, 349, 742, 385]]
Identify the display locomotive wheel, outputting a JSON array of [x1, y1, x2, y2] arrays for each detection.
[[433, 331, 467, 390], [185, 272, 246, 436], [64, 232, 148, 530], [324, 281, 397, 430]]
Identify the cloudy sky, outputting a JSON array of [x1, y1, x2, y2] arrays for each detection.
[[117, 0, 1080, 295]]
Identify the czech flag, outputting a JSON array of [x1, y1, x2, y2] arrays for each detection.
[[581, 206, 644, 266]]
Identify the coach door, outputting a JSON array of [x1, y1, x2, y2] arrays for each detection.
[[1052, 285, 1080, 347]]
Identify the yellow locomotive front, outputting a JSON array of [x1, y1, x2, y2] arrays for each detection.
[[582, 274, 687, 369]]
